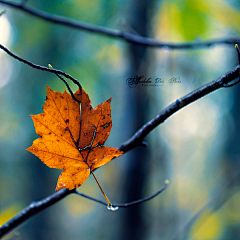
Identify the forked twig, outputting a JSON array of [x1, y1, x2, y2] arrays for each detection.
[[48, 64, 81, 103], [0, 44, 81, 89]]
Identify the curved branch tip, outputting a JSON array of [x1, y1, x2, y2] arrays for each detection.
[[164, 179, 170, 185]]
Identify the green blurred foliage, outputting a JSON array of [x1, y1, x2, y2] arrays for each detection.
[[174, 0, 208, 40]]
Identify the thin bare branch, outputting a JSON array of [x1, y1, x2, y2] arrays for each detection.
[[74, 180, 169, 208], [48, 64, 81, 103], [0, 44, 81, 89], [0, 0, 239, 49], [119, 65, 240, 152]]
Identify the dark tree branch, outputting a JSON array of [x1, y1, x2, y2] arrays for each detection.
[[0, 0, 240, 49], [0, 189, 74, 237], [119, 65, 240, 152], [0, 44, 81, 89]]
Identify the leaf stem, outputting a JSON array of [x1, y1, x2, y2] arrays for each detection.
[[90, 169, 112, 207]]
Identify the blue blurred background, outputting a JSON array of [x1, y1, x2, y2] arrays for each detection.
[[1, 0, 240, 239]]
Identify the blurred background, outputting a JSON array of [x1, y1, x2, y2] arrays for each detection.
[[0, 0, 240, 239]]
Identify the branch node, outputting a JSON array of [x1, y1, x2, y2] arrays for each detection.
[[223, 78, 240, 88], [141, 141, 148, 148], [175, 99, 181, 106]]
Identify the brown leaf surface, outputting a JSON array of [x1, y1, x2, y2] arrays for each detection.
[[27, 86, 123, 191]]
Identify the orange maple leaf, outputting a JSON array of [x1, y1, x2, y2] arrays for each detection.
[[27, 86, 123, 192]]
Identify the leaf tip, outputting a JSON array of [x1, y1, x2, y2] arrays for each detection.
[[26, 145, 35, 154], [26, 147, 31, 152], [55, 183, 64, 191], [46, 85, 53, 94]]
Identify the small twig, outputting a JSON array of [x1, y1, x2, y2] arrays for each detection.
[[119, 64, 240, 152], [222, 77, 240, 88], [48, 64, 81, 103], [114, 180, 169, 207], [0, 44, 81, 88], [0, 0, 239, 49], [235, 44, 240, 62], [223, 44, 240, 88], [74, 180, 169, 208]]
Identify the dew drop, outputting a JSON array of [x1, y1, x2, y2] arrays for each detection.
[[107, 204, 119, 211]]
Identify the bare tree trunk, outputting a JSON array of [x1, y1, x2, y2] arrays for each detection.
[[120, 0, 156, 239]]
